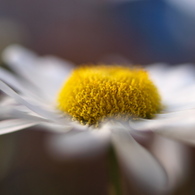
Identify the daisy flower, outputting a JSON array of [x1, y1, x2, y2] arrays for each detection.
[[0, 45, 194, 194]]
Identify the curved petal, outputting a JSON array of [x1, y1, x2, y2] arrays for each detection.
[[156, 124, 195, 145], [147, 64, 195, 107], [162, 83, 195, 112], [0, 96, 15, 106], [147, 64, 195, 93], [45, 127, 111, 160], [0, 119, 37, 135], [151, 136, 190, 192], [2, 45, 74, 81], [131, 109, 195, 130], [9, 108, 50, 123], [111, 125, 167, 193], [0, 80, 62, 123], [2, 45, 39, 73], [35, 56, 74, 96], [0, 67, 49, 103], [131, 110, 195, 145], [2, 45, 74, 101], [0, 67, 25, 92]]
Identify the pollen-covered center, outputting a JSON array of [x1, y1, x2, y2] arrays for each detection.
[[57, 65, 161, 125]]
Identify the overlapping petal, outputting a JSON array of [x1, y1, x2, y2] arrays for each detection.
[[2, 45, 74, 101], [0, 119, 38, 135], [111, 125, 167, 193], [46, 126, 111, 159], [0, 45, 195, 194], [151, 136, 190, 191], [131, 109, 195, 145]]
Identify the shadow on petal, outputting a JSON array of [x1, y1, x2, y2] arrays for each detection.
[[45, 129, 111, 160], [151, 135, 190, 192], [111, 127, 168, 194]]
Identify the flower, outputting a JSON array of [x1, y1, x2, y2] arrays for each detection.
[[0, 45, 194, 193]]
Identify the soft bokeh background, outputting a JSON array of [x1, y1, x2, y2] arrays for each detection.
[[1, 0, 195, 194]]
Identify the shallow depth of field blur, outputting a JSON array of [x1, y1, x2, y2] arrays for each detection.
[[1, 0, 195, 194]]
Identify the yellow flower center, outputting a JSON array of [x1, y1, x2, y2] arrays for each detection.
[[57, 65, 161, 125]]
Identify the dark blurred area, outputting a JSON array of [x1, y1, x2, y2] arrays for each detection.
[[1, 0, 195, 194], [1, 0, 195, 64], [0, 130, 108, 195]]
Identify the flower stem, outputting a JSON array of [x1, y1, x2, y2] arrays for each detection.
[[108, 146, 123, 195]]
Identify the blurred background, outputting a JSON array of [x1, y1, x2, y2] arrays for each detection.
[[1, 0, 195, 194], [2, 0, 195, 65]]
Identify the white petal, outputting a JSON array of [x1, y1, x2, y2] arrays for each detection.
[[156, 125, 195, 145], [45, 127, 111, 160], [2, 45, 73, 82], [0, 67, 24, 91], [0, 96, 15, 106], [111, 125, 167, 193], [2, 45, 74, 101], [151, 136, 190, 192], [0, 119, 37, 135], [131, 110, 195, 145], [35, 56, 74, 98], [147, 64, 195, 91], [147, 64, 195, 107], [0, 67, 48, 103], [2, 44, 39, 72], [10, 108, 50, 123], [40, 118, 88, 133], [131, 109, 195, 130], [40, 122, 73, 133], [0, 106, 13, 119], [162, 83, 195, 112], [0, 80, 61, 123], [2, 45, 46, 93]]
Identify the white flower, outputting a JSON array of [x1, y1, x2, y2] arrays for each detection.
[[0, 45, 194, 193]]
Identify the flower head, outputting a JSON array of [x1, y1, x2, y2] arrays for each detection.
[[0, 45, 194, 193], [57, 65, 161, 125]]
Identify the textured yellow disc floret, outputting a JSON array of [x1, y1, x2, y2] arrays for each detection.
[[57, 65, 161, 125]]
